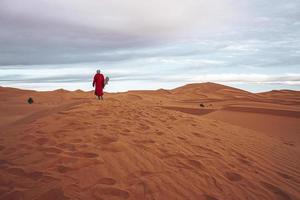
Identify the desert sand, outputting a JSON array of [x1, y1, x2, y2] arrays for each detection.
[[0, 82, 299, 200]]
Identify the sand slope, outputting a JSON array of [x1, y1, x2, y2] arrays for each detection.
[[0, 83, 299, 200]]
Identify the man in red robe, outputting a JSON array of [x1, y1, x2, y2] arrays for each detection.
[[93, 69, 105, 100]]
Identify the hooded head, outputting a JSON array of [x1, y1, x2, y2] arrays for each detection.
[[96, 69, 101, 74]]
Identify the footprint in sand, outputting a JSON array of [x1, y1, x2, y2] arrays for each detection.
[[35, 137, 49, 145], [260, 181, 291, 200], [138, 123, 150, 131], [94, 132, 103, 137], [122, 128, 131, 133], [98, 135, 118, 145], [79, 144, 89, 148], [192, 132, 206, 138], [57, 143, 77, 151], [120, 128, 131, 136], [133, 139, 155, 145], [100, 144, 124, 153], [225, 172, 242, 182], [36, 187, 69, 200], [56, 165, 73, 173], [70, 138, 83, 143], [100, 125, 108, 129], [193, 145, 221, 157], [6, 167, 27, 177], [97, 178, 117, 185], [237, 158, 252, 166], [210, 123, 218, 127], [233, 151, 252, 166], [166, 155, 205, 170], [27, 171, 45, 180], [2, 147, 17, 154], [21, 135, 35, 141], [202, 194, 219, 200], [155, 130, 164, 135], [0, 186, 10, 195], [6, 167, 44, 180], [169, 116, 177, 120], [70, 151, 98, 158], [283, 142, 294, 146], [1, 190, 25, 200], [160, 119, 167, 123], [0, 145, 5, 151], [177, 136, 187, 141], [58, 111, 70, 115], [92, 186, 130, 200], [213, 138, 222, 142], [276, 172, 292, 180], [35, 130, 46, 134], [40, 147, 63, 154], [186, 159, 205, 169], [0, 159, 9, 167]]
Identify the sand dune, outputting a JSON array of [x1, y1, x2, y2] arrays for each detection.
[[0, 83, 299, 200]]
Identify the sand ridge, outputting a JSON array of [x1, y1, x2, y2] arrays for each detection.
[[0, 83, 299, 199]]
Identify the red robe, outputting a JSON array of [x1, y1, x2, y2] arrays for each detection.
[[93, 73, 105, 96]]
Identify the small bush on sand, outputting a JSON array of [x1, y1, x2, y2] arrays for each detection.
[[200, 103, 205, 107], [27, 97, 34, 104]]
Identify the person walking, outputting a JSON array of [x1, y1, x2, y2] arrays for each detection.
[[93, 69, 105, 100]]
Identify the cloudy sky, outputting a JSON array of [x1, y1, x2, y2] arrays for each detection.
[[0, 0, 299, 92]]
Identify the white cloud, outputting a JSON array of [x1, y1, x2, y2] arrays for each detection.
[[0, 0, 299, 91], [0, 0, 238, 38], [160, 73, 300, 85]]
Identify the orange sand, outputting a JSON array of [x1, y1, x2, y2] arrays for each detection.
[[0, 82, 299, 200]]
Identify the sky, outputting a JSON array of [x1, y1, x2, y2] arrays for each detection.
[[0, 0, 299, 92]]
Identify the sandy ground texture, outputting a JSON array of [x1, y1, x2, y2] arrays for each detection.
[[0, 82, 299, 200]]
